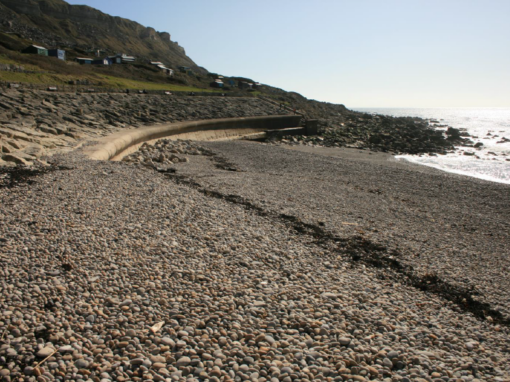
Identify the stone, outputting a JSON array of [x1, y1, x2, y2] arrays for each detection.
[[75, 359, 89, 368], [36, 346, 55, 358], [176, 356, 191, 367]]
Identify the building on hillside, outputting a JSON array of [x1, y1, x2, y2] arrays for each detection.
[[48, 49, 66, 61], [22, 45, 48, 56], [178, 66, 194, 75], [92, 58, 112, 65], [149, 61, 174, 76], [210, 79, 224, 88], [109, 54, 136, 64], [238, 81, 253, 90], [76, 57, 93, 65], [157, 65, 174, 76]]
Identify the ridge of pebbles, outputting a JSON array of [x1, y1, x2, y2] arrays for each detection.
[[1, 148, 509, 382]]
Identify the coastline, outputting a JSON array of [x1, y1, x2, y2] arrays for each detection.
[[352, 107, 510, 185]]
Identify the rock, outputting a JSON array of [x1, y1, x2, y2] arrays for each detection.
[[75, 359, 89, 368], [36, 346, 55, 358], [176, 356, 191, 367], [2, 153, 31, 165]]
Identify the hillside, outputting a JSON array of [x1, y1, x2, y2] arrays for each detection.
[[0, 0, 204, 72]]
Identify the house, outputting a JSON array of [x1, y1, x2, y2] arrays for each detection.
[[109, 54, 136, 64], [76, 57, 93, 65], [210, 79, 224, 88], [157, 65, 174, 76], [22, 45, 48, 56], [92, 58, 112, 65], [48, 49, 66, 61], [238, 81, 253, 90], [150, 61, 174, 76], [178, 66, 193, 75], [109, 56, 122, 64]]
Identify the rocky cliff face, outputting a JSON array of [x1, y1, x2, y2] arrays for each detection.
[[0, 0, 202, 72]]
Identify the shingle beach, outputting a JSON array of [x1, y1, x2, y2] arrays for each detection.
[[1, 137, 509, 382]]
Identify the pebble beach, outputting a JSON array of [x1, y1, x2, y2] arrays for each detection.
[[1, 136, 509, 382]]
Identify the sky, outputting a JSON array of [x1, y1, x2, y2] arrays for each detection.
[[65, 0, 510, 108]]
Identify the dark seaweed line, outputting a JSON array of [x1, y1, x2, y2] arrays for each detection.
[[166, 171, 510, 328]]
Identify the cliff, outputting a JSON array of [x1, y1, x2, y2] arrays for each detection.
[[0, 0, 204, 72]]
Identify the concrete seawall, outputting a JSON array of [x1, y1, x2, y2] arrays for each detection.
[[83, 115, 301, 161]]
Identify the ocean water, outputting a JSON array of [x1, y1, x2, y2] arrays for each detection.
[[353, 108, 510, 185]]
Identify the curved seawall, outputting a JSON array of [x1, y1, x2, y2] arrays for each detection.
[[83, 115, 301, 161]]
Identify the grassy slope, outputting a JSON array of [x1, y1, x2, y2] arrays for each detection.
[[0, 39, 220, 92]]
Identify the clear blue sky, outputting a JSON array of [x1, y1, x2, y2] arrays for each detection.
[[65, 0, 510, 108]]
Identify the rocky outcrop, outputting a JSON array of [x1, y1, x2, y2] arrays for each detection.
[[275, 102, 471, 154]]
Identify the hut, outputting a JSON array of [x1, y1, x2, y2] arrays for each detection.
[[76, 57, 93, 65], [178, 66, 194, 75], [238, 81, 253, 90], [109, 54, 135, 64], [48, 49, 66, 61], [92, 58, 112, 65], [22, 45, 48, 56]]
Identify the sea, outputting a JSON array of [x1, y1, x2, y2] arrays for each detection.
[[352, 108, 510, 185]]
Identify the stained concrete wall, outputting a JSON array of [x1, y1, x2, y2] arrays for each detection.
[[84, 115, 301, 161]]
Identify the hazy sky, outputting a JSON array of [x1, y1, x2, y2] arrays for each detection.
[[65, 0, 510, 108]]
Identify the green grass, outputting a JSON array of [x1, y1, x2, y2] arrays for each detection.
[[0, 69, 217, 93], [0, 71, 73, 84], [96, 75, 218, 92], [0, 55, 46, 72], [0, 55, 18, 65]]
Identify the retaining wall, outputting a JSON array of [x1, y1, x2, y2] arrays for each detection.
[[84, 115, 301, 161]]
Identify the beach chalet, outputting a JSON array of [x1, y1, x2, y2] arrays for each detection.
[[109, 54, 136, 64], [48, 49, 66, 61], [22, 45, 48, 56], [178, 66, 194, 75], [92, 57, 112, 65], [150, 61, 174, 76], [210, 79, 224, 88], [238, 81, 253, 90], [159, 65, 174, 76], [76, 57, 93, 65]]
